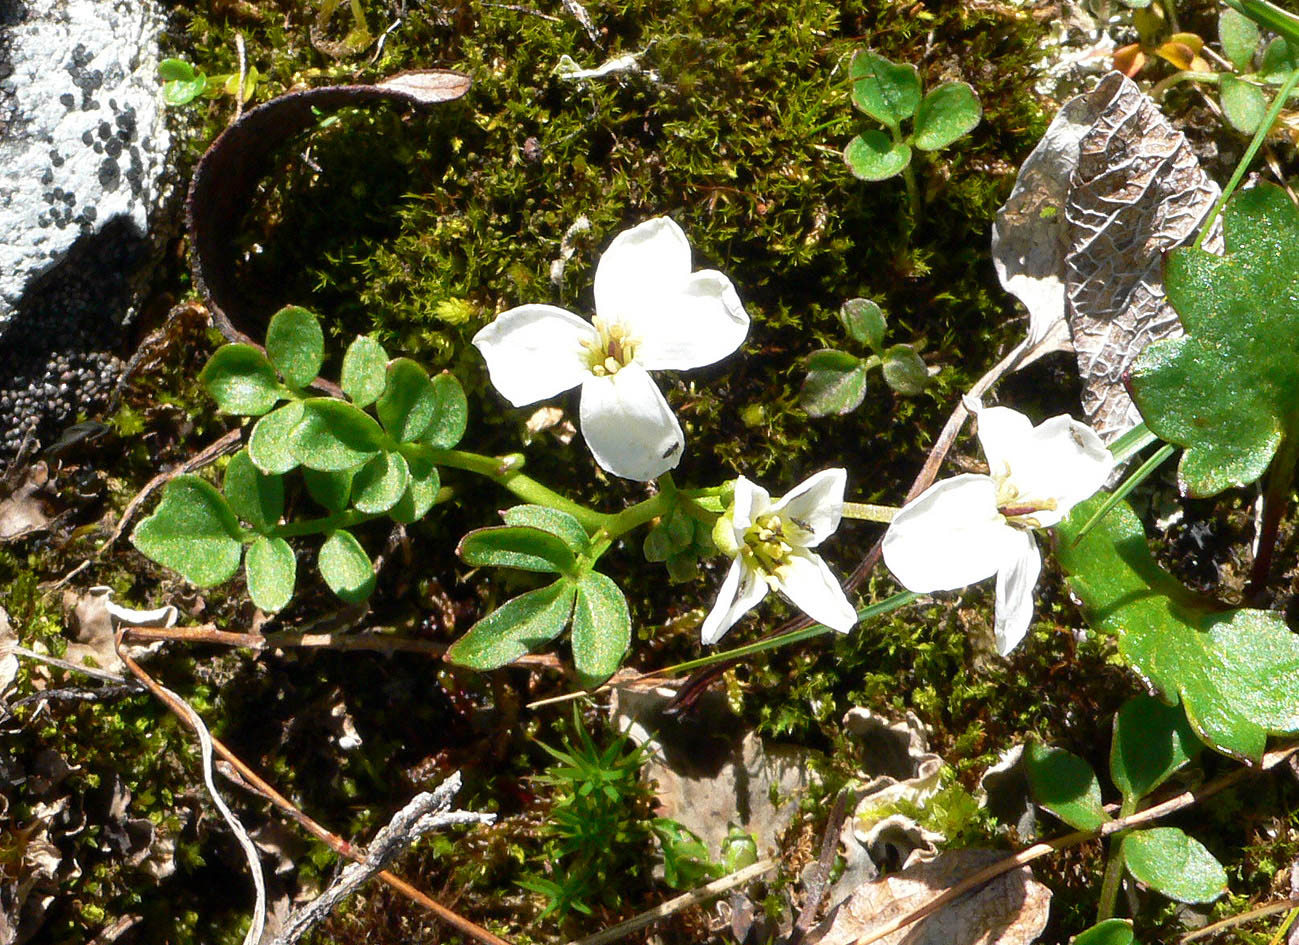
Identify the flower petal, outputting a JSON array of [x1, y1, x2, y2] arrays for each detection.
[[970, 403, 1035, 480], [731, 475, 771, 533], [882, 474, 1017, 592], [1004, 414, 1114, 526], [777, 550, 857, 633], [993, 529, 1042, 655], [472, 304, 596, 406], [578, 364, 684, 481], [770, 468, 846, 547], [621, 271, 751, 371], [593, 217, 691, 319], [700, 558, 768, 645]]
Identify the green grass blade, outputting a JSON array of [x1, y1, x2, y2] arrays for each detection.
[[1072, 443, 1176, 544]]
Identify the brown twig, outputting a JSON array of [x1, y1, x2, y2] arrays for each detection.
[[114, 635, 516, 945], [1180, 897, 1299, 943], [849, 741, 1299, 945]]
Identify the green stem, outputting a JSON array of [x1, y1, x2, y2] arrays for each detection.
[[1097, 795, 1140, 922], [842, 501, 896, 523], [1161, 0, 1180, 31], [1194, 64, 1299, 250], [651, 590, 921, 677], [1247, 427, 1299, 597], [428, 448, 612, 532], [271, 508, 375, 538]]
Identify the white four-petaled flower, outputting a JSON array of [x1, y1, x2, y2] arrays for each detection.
[[881, 398, 1113, 656], [702, 468, 858, 646], [472, 217, 750, 481]]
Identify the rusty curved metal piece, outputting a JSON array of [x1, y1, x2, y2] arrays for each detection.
[[186, 69, 471, 344]]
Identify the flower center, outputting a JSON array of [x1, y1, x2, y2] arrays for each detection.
[[740, 512, 796, 588], [993, 469, 1057, 530], [581, 316, 640, 377]]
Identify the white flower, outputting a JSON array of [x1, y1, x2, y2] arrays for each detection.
[[881, 398, 1113, 655], [472, 217, 750, 481], [702, 468, 857, 645]]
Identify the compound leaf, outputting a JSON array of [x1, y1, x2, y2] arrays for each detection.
[[1056, 496, 1299, 762]]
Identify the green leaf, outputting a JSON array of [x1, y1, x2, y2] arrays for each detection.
[[1121, 828, 1227, 903], [839, 298, 886, 351], [849, 50, 921, 126], [458, 526, 578, 574], [643, 524, 673, 563], [340, 336, 389, 408], [1023, 742, 1111, 831], [130, 475, 243, 587], [844, 131, 911, 181], [1219, 74, 1269, 134], [246, 536, 295, 612], [445, 580, 577, 670], [570, 571, 631, 688], [500, 505, 590, 553], [1260, 36, 1297, 82], [291, 398, 387, 471], [424, 372, 469, 449], [801, 349, 868, 417], [223, 449, 283, 532], [265, 306, 324, 390], [665, 551, 698, 583], [303, 467, 354, 513], [200, 344, 282, 416], [1110, 695, 1203, 803], [248, 402, 305, 475], [1073, 919, 1136, 945], [1056, 496, 1299, 762], [390, 448, 440, 524], [318, 530, 375, 604], [1220, 5, 1261, 71], [158, 58, 197, 81], [350, 451, 410, 515], [1127, 184, 1299, 496], [163, 76, 207, 106], [881, 345, 929, 396], [912, 82, 982, 151], [665, 507, 694, 551], [1234, 1, 1299, 57], [377, 358, 437, 442]]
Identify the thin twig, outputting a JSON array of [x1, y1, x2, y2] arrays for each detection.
[[1180, 897, 1299, 943], [13, 644, 143, 686], [849, 741, 1299, 945], [565, 858, 778, 945], [114, 641, 517, 945]]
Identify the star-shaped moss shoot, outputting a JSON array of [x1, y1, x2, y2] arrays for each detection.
[[1128, 183, 1299, 497]]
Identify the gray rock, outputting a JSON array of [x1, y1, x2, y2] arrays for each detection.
[[0, 0, 174, 457]]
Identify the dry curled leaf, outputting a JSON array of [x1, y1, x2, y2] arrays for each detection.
[[993, 71, 1222, 442], [809, 848, 1051, 945]]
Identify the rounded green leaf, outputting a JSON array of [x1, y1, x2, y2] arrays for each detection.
[[340, 336, 389, 408], [912, 82, 982, 151], [318, 530, 375, 604], [801, 350, 868, 417], [500, 505, 590, 553], [571, 571, 631, 688], [249, 402, 305, 475], [163, 77, 207, 106], [839, 298, 886, 351], [424, 372, 469, 449], [265, 306, 325, 390], [849, 50, 921, 126], [200, 344, 282, 416], [458, 525, 578, 574], [665, 507, 694, 551], [1220, 5, 1261, 72], [158, 58, 197, 81], [291, 398, 387, 471], [1110, 695, 1203, 802], [390, 447, 440, 524], [377, 359, 437, 443], [844, 131, 911, 182], [130, 475, 243, 587], [223, 449, 283, 532], [1219, 74, 1268, 134], [1121, 828, 1227, 903], [1260, 37, 1297, 82], [643, 524, 673, 563], [881, 345, 929, 396], [445, 580, 577, 670], [1024, 742, 1111, 831], [304, 467, 354, 513], [350, 450, 410, 514], [246, 536, 296, 612], [1072, 919, 1135, 945]]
